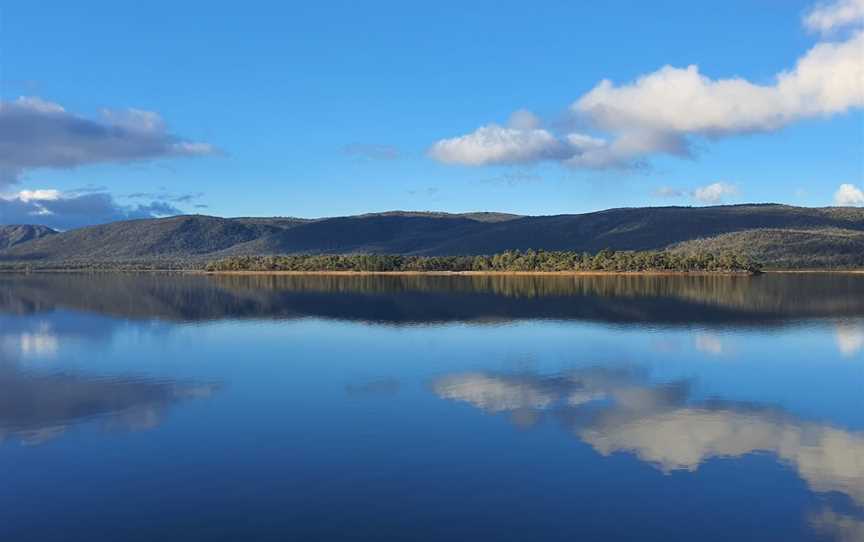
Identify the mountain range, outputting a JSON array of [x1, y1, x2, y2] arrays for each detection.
[[1, 204, 862, 268]]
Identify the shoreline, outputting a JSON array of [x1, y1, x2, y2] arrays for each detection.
[[201, 270, 761, 276], [2, 268, 862, 276]]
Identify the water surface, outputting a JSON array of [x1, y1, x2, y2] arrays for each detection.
[[1, 273, 862, 541]]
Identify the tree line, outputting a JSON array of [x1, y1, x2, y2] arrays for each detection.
[[205, 250, 762, 274]]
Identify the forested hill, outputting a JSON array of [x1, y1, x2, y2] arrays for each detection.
[[0, 205, 863, 268]]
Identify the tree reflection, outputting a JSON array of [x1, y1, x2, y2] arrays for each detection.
[[1, 273, 863, 326]]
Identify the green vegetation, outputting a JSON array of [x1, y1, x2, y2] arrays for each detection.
[[671, 228, 864, 269], [205, 249, 761, 274]]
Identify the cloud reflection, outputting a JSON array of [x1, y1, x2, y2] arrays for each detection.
[[836, 324, 864, 357], [810, 509, 864, 542], [0, 366, 219, 445], [432, 368, 864, 510], [694, 332, 725, 356]]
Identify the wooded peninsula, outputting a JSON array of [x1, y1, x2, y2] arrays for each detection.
[[205, 250, 762, 274]]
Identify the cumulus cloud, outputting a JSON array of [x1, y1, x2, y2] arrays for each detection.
[[572, 30, 863, 153], [835, 183, 864, 205], [693, 182, 740, 204], [0, 97, 216, 186], [430, 0, 864, 170], [0, 189, 183, 230], [429, 120, 572, 166], [428, 105, 626, 168]]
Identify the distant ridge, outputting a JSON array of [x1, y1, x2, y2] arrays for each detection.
[[1, 205, 863, 268]]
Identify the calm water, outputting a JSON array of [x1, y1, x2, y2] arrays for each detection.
[[0, 273, 862, 541]]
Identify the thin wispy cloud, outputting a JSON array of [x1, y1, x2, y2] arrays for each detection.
[[652, 183, 740, 204], [653, 187, 686, 198], [429, 0, 863, 171], [480, 169, 543, 186], [0, 97, 217, 186], [341, 143, 401, 161], [126, 191, 205, 204]]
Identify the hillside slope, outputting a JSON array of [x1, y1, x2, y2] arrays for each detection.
[[1, 205, 862, 267], [0, 225, 57, 250], [671, 228, 864, 268], [0, 216, 287, 261]]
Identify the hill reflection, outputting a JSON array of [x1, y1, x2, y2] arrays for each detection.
[[1, 273, 863, 326]]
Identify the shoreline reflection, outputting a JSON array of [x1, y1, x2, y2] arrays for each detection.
[[1, 273, 863, 327]]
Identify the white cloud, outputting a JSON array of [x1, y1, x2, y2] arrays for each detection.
[[0, 97, 217, 186], [17, 189, 61, 203], [575, 30, 864, 134], [427, 105, 626, 167], [804, 0, 864, 34], [834, 183, 864, 205], [428, 122, 571, 166], [570, 30, 864, 167], [693, 182, 739, 204], [430, 1, 864, 170]]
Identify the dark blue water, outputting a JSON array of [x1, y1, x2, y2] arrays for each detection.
[[0, 273, 862, 541]]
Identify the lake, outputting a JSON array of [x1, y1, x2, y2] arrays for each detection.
[[0, 273, 862, 541]]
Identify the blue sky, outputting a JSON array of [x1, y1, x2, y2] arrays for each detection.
[[0, 0, 862, 227]]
